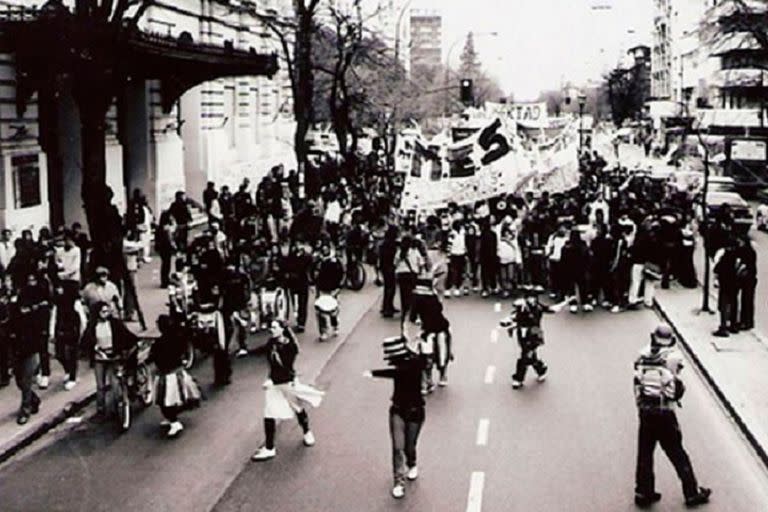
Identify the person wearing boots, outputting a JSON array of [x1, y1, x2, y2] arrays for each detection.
[[364, 336, 427, 499], [252, 320, 323, 461], [633, 324, 711, 508]]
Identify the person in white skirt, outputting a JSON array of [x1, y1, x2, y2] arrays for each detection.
[[151, 315, 202, 438], [252, 320, 325, 461]]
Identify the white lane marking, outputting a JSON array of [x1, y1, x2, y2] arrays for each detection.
[[466, 471, 485, 512], [476, 419, 490, 446], [484, 365, 496, 384], [493, 302, 501, 313], [490, 329, 498, 344]]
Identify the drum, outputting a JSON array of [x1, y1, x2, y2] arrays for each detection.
[[314, 294, 339, 315], [260, 288, 289, 322]]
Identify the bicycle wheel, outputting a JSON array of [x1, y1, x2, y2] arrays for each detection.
[[116, 380, 132, 432], [136, 364, 155, 407], [346, 263, 366, 291]]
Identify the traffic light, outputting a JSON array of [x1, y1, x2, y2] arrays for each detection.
[[460, 79, 474, 105]]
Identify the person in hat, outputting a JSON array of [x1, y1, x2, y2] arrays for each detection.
[[633, 324, 711, 508], [500, 286, 566, 389], [81, 266, 122, 319], [252, 320, 323, 461], [364, 336, 427, 499]]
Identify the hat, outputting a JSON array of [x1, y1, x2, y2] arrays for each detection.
[[95, 266, 109, 276], [651, 324, 675, 346], [382, 336, 412, 363]]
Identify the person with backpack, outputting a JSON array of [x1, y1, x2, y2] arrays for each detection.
[[633, 324, 711, 508]]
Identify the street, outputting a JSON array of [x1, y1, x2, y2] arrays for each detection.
[[2, 295, 767, 511]]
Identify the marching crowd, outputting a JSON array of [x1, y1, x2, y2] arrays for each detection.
[[0, 140, 754, 508]]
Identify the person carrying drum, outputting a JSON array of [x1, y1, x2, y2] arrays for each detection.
[[314, 242, 344, 341]]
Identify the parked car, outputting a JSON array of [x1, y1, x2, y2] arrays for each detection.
[[698, 191, 753, 230]]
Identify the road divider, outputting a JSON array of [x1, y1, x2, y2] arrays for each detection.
[[466, 471, 485, 512]]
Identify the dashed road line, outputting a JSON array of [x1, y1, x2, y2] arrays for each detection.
[[476, 419, 490, 446], [484, 365, 496, 384], [490, 329, 498, 344], [493, 302, 502, 313], [466, 471, 485, 512]]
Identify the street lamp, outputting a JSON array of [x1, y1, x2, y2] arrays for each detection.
[[444, 31, 498, 116], [578, 94, 587, 154]]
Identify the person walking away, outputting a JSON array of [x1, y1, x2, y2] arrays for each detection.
[[734, 236, 757, 331], [560, 228, 592, 312], [52, 280, 86, 390], [80, 301, 138, 422], [633, 324, 711, 508], [395, 236, 425, 324], [314, 242, 344, 341], [283, 242, 313, 332], [252, 320, 323, 461], [590, 223, 614, 308], [0, 276, 12, 388], [364, 336, 427, 499], [411, 278, 452, 390], [445, 220, 467, 298], [12, 274, 51, 423], [479, 220, 498, 298], [169, 191, 193, 252], [676, 217, 697, 288], [465, 216, 480, 292], [609, 224, 632, 313], [151, 314, 202, 438], [379, 225, 399, 317], [203, 181, 218, 218], [712, 239, 739, 337], [156, 210, 177, 289]]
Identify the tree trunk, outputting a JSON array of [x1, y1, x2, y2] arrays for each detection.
[[77, 90, 124, 279], [292, 5, 316, 170]]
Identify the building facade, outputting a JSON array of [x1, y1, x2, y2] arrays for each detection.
[[0, 0, 295, 235], [409, 9, 442, 73]]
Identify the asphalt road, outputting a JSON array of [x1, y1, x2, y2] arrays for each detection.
[[213, 298, 768, 512], [0, 292, 766, 511]]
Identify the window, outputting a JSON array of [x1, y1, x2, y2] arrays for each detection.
[[11, 154, 41, 209]]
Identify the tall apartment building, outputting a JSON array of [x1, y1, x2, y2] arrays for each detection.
[[409, 9, 442, 73], [0, 0, 294, 233]]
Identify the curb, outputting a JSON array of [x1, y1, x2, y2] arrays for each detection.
[[653, 297, 768, 470], [0, 391, 96, 466], [310, 286, 382, 383]]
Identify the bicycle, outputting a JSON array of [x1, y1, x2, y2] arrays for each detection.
[[99, 337, 156, 432]]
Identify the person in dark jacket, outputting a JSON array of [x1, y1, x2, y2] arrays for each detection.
[[379, 225, 399, 317], [151, 315, 201, 438], [156, 210, 177, 288], [13, 273, 52, 424], [80, 301, 138, 422], [560, 228, 591, 312], [590, 222, 614, 308], [735, 236, 757, 331], [52, 280, 83, 391], [479, 220, 498, 297], [364, 336, 427, 499], [712, 239, 739, 337], [251, 320, 323, 461], [169, 191, 193, 251], [314, 243, 344, 340], [283, 243, 313, 332], [411, 279, 452, 390], [221, 263, 252, 357]]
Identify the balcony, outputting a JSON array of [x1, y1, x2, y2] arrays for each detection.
[[713, 68, 768, 88], [698, 108, 767, 129]]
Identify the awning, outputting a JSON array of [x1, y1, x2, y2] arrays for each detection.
[[712, 68, 768, 88]]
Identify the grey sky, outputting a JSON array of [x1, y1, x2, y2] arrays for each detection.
[[406, 0, 653, 100]]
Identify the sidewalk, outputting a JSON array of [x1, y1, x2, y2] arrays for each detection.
[[655, 280, 768, 468], [0, 247, 382, 464]]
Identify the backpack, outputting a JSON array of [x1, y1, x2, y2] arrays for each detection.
[[635, 355, 684, 406]]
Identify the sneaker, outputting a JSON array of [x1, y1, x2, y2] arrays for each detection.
[[583, 304, 594, 312], [610, 305, 621, 314], [16, 414, 29, 425], [463, 288, 470, 296], [236, 349, 249, 358], [453, 289, 461, 298], [685, 487, 711, 507], [143, 257, 153, 263], [251, 447, 277, 461], [634, 492, 662, 508], [537, 373, 547, 383], [712, 329, 730, 338], [295, 325, 305, 333], [392, 484, 405, 499], [481, 291, 489, 298], [569, 305, 579, 314], [511, 379, 523, 389], [549, 292, 557, 299], [64, 380, 77, 391], [332, 328, 339, 337], [303, 431, 316, 447], [407, 466, 419, 481], [444, 292, 452, 300], [438, 377, 448, 387], [37, 375, 49, 389], [167, 421, 184, 438], [601, 301, 611, 309], [160, 419, 171, 427], [319, 332, 328, 342]]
